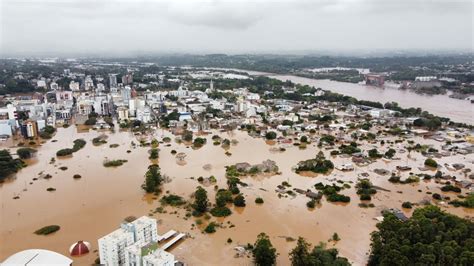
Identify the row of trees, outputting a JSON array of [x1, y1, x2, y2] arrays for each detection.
[[250, 205, 474, 265], [251, 233, 350, 266]]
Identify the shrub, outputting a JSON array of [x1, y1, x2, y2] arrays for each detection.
[[424, 158, 438, 168], [368, 149, 383, 159], [327, 193, 350, 203], [160, 194, 186, 206], [103, 159, 128, 167], [149, 148, 159, 159], [300, 135, 308, 143], [441, 185, 461, 193], [265, 131, 277, 140], [233, 194, 246, 207], [255, 197, 264, 204], [73, 174, 82, 179], [72, 139, 86, 151], [17, 147, 36, 159], [360, 194, 372, 201], [92, 137, 107, 145], [56, 148, 74, 157], [34, 225, 60, 235], [306, 199, 316, 208], [193, 137, 207, 148], [210, 206, 232, 217], [204, 222, 217, 233], [182, 131, 193, 142], [432, 193, 442, 200], [402, 202, 413, 209]]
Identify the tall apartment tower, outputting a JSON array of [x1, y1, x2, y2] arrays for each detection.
[[109, 74, 118, 89], [98, 216, 159, 266], [122, 73, 133, 85]]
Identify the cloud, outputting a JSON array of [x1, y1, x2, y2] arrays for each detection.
[[0, 0, 472, 55]]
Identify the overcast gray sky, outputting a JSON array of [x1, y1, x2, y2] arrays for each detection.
[[0, 0, 472, 55]]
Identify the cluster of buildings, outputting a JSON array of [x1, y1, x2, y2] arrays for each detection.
[[98, 216, 184, 266]]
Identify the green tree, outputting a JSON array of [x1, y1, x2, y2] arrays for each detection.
[[265, 131, 277, 140], [182, 130, 193, 142], [424, 158, 438, 168], [290, 237, 311, 266], [290, 237, 350, 266], [233, 194, 246, 207], [368, 149, 382, 159], [384, 148, 396, 159], [193, 186, 208, 215], [142, 164, 162, 193], [253, 233, 277, 266], [368, 206, 474, 266], [16, 147, 36, 159]]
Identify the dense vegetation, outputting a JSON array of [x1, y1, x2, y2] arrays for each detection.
[[39, 125, 56, 139], [56, 139, 86, 156], [160, 194, 185, 206], [295, 151, 334, 174], [369, 206, 474, 265], [290, 237, 350, 266], [0, 149, 25, 180]]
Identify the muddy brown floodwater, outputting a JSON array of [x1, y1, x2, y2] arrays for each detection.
[[1, 126, 473, 265]]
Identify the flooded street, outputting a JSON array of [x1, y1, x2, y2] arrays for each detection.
[[1, 126, 473, 265]]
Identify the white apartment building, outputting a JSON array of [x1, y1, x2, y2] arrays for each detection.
[[69, 81, 80, 91], [143, 249, 175, 266], [85, 76, 94, 91], [50, 82, 59, 91], [98, 216, 159, 266]]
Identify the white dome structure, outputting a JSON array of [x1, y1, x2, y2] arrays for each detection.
[[2, 249, 72, 265]]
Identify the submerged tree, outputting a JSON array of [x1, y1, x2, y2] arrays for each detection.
[[193, 186, 209, 215], [290, 237, 350, 266], [142, 164, 162, 193], [253, 233, 277, 266], [369, 205, 474, 265]]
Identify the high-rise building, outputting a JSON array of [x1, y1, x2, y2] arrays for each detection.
[[97, 83, 105, 93], [122, 86, 132, 104], [109, 74, 118, 88], [84, 76, 94, 91], [122, 73, 133, 85], [98, 216, 175, 266]]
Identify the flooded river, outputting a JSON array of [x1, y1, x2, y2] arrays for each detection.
[[267, 75, 474, 125], [1, 126, 473, 265]]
